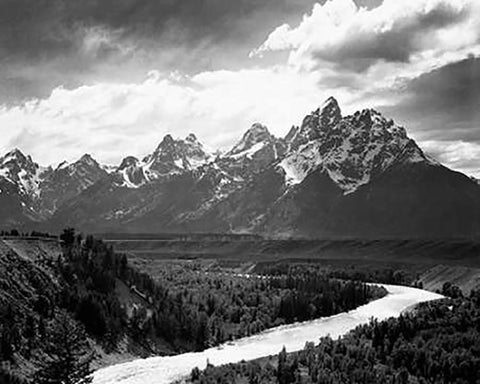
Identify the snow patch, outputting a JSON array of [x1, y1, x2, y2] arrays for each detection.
[[229, 142, 266, 160], [174, 159, 184, 169]]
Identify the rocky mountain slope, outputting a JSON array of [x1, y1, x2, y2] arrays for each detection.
[[0, 150, 107, 225], [1, 97, 480, 238]]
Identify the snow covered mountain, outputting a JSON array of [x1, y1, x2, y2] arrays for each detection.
[[158, 98, 480, 238], [285, 96, 342, 153], [0, 150, 107, 225], [280, 102, 436, 194], [0, 149, 51, 223], [39, 154, 108, 216], [218, 123, 286, 180], [0, 149, 50, 199], [116, 133, 213, 188], [2, 97, 480, 238]]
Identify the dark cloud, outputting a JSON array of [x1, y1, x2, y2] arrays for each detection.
[[0, 0, 318, 104], [379, 56, 480, 142], [312, 2, 470, 72]]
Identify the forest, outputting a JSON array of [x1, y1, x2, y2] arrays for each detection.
[[0, 229, 386, 383], [255, 261, 420, 288], [186, 286, 480, 384]]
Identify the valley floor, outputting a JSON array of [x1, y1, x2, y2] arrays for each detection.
[[92, 284, 443, 384]]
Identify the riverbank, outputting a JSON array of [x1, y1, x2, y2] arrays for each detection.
[[92, 284, 443, 384]]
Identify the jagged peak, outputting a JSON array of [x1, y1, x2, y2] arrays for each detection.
[[347, 108, 407, 140], [5, 147, 24, 156], [2, 148, 30, 162], [317, 96, 342, 128], [228, 123, 274, 156], [320, 96, 339, 110], [0, 148, 38, 172], [280, 102, 439, 194], [157, 134, 175, 148], [78, 153, 97, 165], [153, 133, 207, 155]]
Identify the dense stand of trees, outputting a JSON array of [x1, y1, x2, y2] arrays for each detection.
[[0, 229, 386, 383], [127, 260, 385, 349], [187, 288, 480, 384], [257, 262, 419, 287]]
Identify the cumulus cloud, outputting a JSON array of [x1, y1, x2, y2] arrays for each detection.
[[0, 0, 479, 179], [0, 68, 335, 167], [253, 0, 480, 74]]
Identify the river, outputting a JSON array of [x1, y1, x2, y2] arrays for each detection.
[[93, 284, 443, 384]]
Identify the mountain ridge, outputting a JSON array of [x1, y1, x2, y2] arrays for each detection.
[[1, 97, 479, 239]]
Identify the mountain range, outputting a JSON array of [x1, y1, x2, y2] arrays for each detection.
[[2, 97, 480, 239]]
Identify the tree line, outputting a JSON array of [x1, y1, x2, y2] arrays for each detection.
[[187, 286, 480, 384]]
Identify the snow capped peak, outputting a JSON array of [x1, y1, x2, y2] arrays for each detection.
[[280, 104, 435, 194], [228, 123, 274, 157], [1, 148, 34, 168], [151, 134, 210, 160], [321, 96, 338, 108], [54, 154, 102, 176], [318, 96, 342, 128], [286, 97, 343, 153], [219, 124, 286, 178], [152, 134, 210, 161], [0, 148, 45, 198], [115, 134, 212, 188]]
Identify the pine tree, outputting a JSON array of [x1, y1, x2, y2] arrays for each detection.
[[34, 312, 93, 384]]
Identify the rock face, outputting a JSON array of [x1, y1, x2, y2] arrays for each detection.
[[2, 97, 480, 239], [39, 154, 108, 216], [218, 123, 286, 179], [116, 134, 213, 188], [280, 107, 432, 194], [0, 150, 106, 225]]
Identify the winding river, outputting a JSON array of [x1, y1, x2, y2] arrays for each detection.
[[93, 284, 443, 384]]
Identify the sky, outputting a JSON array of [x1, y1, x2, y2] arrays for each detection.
[[0, 0, 479, 176]]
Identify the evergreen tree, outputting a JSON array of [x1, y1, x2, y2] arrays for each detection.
[[34, 312, 93, 384], [60, 228, 76, 247]]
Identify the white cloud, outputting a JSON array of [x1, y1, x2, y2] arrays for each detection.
[[252, 0, 480, 90], [0, 0, 479, 178], [0, 68, 341, 167], [420, 140, 480, 177]]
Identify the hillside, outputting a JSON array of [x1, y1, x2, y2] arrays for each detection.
[[0, 235, 389, 383]]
